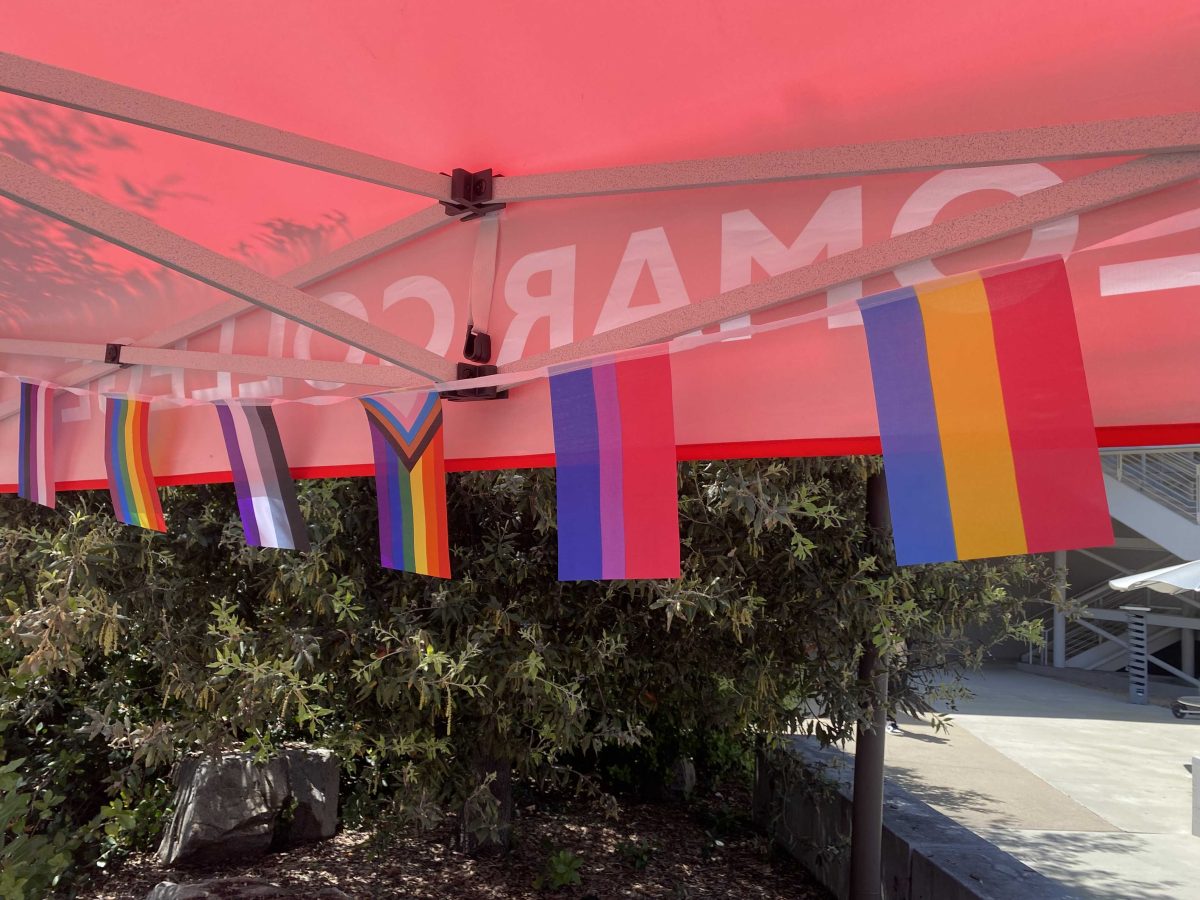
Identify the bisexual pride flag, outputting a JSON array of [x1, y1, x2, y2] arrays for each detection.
[[360, 391, 451, 578], [549, 353, 680, 581], [17, 381, 56, 509], [859, 258, 1112, 566], [104, 397, 166, 532], [213, 401, 310, 551]]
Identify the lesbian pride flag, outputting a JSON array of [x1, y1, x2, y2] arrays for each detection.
[[105, 397, 166, 532], [17, 381, 56, 509], [859, 258, 1113, 566], [361, 391, 451, 578], [549, 353, 680, 581], [214, 401, 310, 551]]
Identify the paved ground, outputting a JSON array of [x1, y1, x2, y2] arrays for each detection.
[[872, 666, 1200, 899]]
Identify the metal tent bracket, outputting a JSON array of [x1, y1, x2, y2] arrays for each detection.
[[104, 343, 130, 367], [443, 362, 508, 402], [440, 168, 506, 220]]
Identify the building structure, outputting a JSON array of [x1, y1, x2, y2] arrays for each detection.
[[1028, 450, 1200, 688]]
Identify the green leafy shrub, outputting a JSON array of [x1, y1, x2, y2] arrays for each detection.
[[0, 756, 86, 899], [0, 458, 1051, 888], [535, 848, 583, 889], [617, 838, 655, 870]]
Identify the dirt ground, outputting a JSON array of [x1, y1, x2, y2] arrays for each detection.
[[79, 791, 829, 899]]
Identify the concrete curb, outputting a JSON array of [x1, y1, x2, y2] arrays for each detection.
[[753, 737, 1076, 900]]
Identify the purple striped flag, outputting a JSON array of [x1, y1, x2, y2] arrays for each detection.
[[18, 381, 56, 509], [213, 401, 310, 551]]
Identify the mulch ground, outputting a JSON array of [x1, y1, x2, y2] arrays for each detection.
[[79, 789, 829, 899]]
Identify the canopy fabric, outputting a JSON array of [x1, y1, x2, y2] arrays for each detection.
[[1110, 560, 1200, 595], [6, 1, 1199, 171], [1, 2, 1199, 489]]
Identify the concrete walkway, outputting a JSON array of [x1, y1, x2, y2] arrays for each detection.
[[876, 666, 1200, 899]]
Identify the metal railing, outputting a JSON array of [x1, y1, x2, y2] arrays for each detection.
[[1102, 451, 1200, 523], [1038, 571, 1172, 662], [1064, 609, 1124, 659], [1056, 575, 1136, 659], [1061, 578, 1189, 665], [1025, 450, 1199, 668]]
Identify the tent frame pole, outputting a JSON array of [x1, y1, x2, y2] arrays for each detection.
[[5, 52, 1198, 204], [849, 643, 887, 900], [0, 153, 458, 383], [493, 113, 1200, 202], [0, 205, 453, 423], [850, 470, 894, 900], [503, 151, 1200, 373], [0, 338, 430, 391], [0, 52, 450, 199]]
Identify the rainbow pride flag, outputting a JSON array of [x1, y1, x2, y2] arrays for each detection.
[[214, 401, 310, 551], [549, 353, 679, 581], [858, 258, 1113, 566], [18, 381, 56, 509], [104, 397, 166, 532], [361, 391, 451, 577]]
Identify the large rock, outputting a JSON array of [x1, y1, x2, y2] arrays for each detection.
[[157, 748, 338, 866], [280, 747, 338, 844], [668, 756, 697, 797], [146, 878, 350, 899]]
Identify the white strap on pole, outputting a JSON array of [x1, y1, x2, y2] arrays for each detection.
[[466, 211, 502, 336]]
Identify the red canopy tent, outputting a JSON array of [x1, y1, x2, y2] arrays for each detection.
[[1, 0, 1199, 490], [4, 7, 1199, 894]]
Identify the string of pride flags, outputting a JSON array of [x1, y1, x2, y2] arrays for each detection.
[[4, 258, 1113, 578]]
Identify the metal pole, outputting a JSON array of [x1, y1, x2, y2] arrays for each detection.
[[1183, 591, 1197, 679], [850, 472, 889, 900], [849, 643, 887, 900], [1123, 605, 1151, 704], [502, 152, 1200, 374], [1053, 550, 1068, 668]]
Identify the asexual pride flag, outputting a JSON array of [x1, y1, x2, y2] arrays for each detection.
[[859, 258, 1113, 566], [213, 401, 310, 551], [18, 381, 55, 509], [549, 353, 680, 581]]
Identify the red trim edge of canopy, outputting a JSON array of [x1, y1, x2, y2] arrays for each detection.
[[2, 425, 1196, 496]]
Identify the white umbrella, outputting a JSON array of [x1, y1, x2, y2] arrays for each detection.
[[1109, 560, 1200, 595]]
